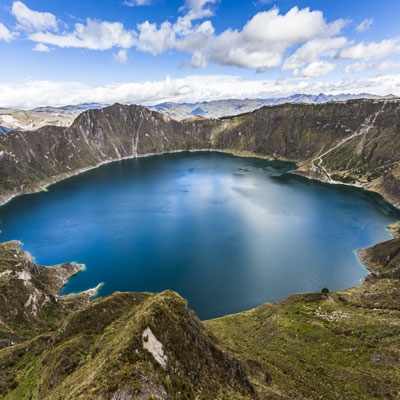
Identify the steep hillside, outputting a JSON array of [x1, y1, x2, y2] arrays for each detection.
[[1, 99, 400, 207], [0, 241, 91, 347], [205, 234, 400, 399], [0, 242, 254, 400]]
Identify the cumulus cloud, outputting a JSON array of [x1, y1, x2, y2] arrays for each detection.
[[136, 14, 215, 55], [33, 43, 50, 52], [8, 1, 348, 74], [0, 23, 17, 42], [294, 61, 336, 77], [190, 50, 207, 68], [378, 60, 400, 71], [337, 39, 400, 60], [11, 1, 58, 32], [179, 0, 219, 21], [136, 21, 175, 54], [29, 18, 136, 50], [113, 49, 128, 63], [345, 62, 372, 74], [345, 60, 400, 74], [6, 0, 398, 81], [205, 7, 346, 70], [356, 18, 373, 33], [184, 7, 346, 71], [133, 5, 347, 71], [283, 37, 347, 70]]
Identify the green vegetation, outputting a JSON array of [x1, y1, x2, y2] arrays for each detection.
[[205, 236, 400, 399], [0, 243, 253, 399]]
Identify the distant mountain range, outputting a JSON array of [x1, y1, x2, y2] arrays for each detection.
[[1, 93, 398, 133], [147, 93, 398, 120]]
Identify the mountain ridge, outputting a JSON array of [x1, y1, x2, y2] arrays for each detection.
[[1, 98, 400, 208], [1, 93, 397, 133]]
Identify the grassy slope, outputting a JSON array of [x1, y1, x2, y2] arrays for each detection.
[[206, 236, 400, 399]]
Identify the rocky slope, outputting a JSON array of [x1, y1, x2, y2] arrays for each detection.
[[1, 99, 400, 207], [0, 242, 254, 400], [0, 103, 104, 133], [0, 241, 92, 348]]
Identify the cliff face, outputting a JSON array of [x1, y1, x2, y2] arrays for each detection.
[[1, 99, 400, 207]]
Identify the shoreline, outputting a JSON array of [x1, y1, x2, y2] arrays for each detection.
[[1, 147, 398, 210], [1, 149, 398, 310]]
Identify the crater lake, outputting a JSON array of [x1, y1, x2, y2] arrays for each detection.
[[1, 151, 399, 319]]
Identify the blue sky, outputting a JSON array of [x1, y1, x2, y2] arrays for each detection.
[[0, 0, 399, 108]]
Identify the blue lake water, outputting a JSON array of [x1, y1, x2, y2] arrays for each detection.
[[1, 151, 399, 319]]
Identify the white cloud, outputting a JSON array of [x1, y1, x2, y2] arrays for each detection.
[[8, 2, 347, 74], [345, 60, 400, 74], [136, 21, 175, 54], [135, 1, 349, 72], [136, 15, 215, 55], [124, 0, 153, 5], [190, 50, 207, 68], [345, 62, 372, 74], [179, 0, 219, 21], [29, 18, 136, 50], [204, 7, 347, 70], [378, 60, 400, 71], [356, 18, 373, 33], [2, 73, 399, 109], [178, 20, 214, 47], [33, 43, 50, 52], [5, 0, 397, 80], [283, 37, 347, 70], [294, 61, 336, 77], [0, 23, 17, 42], [113, 49, 128, 63], [337, 39, 400, 60], [11, 1, 58, 32]]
